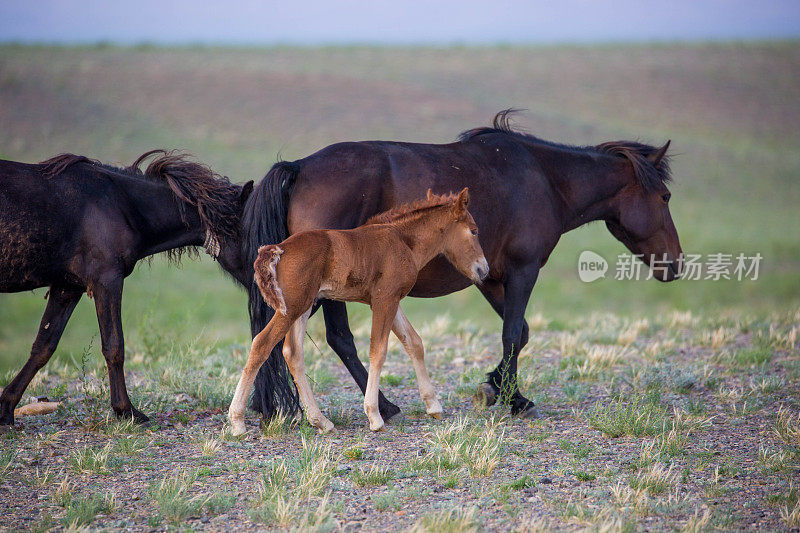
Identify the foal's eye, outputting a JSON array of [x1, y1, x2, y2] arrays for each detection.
[[471, 228, 478, 236], [661, 193, 671, 204]]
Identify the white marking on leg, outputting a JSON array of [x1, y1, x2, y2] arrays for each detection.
[[392, 307, 442, 418], [365, 306, 395, 431], [283, 308, 334, 433]]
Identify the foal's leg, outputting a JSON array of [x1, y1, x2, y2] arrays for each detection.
[[92, 274, 148, 423], [322, 300, 401, 420], [391, 307, 442, 419], [0, 286, 82, 426], [283, 307, 334, 433], [229, 313, 295, 436], [364, 300, 399, 431]]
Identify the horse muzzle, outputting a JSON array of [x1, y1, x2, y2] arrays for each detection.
[[472, 258, 490, 283]]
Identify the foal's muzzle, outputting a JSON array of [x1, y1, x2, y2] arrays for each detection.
[[472, 258, 490, 283]]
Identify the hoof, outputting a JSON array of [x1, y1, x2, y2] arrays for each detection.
[[117, 406, 150, 425], [426, 399, 444, 419], [230, 421, 247, 437], [0, 411, 14, 427], [473, 382, 498, 408], [369, 418, 385, 432], [379, 401, 402, 421], [317, 419, 335, 435], [516, 405, 541, 419]]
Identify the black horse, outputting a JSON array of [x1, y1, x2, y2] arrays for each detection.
[[0, 151, 254, 426], [246, 110, 683, 421]]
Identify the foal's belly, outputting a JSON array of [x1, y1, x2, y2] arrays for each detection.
[[316, 282, 370, 306]]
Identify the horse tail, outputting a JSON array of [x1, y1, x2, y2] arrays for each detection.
[[254, 245, 287, 316], [242, 160, 302, 419]]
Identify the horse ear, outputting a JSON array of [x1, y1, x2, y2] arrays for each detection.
[[426, 188, 434, 200], [647, 140, 671, 167], [453, 187, 470, 217], [240, 180, 254, 205]]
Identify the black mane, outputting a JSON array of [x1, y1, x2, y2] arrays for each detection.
[[459, 109, 671, 190]]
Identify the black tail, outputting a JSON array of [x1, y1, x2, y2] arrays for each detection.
[[241, 160, 302, 419]]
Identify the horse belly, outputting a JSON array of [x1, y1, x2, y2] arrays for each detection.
[[408, 257, 472, 298], [0, 216, 60, 292]]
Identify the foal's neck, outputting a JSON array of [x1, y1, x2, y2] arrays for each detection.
[[392, 210, 452, 272]]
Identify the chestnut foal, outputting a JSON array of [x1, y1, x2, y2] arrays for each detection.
[[229, 188, 488, 434]]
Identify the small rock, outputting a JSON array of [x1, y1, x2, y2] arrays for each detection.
[[175, 393, 192, 403], [540, 477, 552, 484], [452, 357, 466, 365]]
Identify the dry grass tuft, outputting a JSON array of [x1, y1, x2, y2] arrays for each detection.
[[775, 405, 800, 446]]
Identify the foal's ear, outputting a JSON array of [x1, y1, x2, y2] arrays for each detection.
[[453, 187, 470, 217], [426, 188, 434, 200], [647, 140, 671, 167], [239, 180, 254, 205]]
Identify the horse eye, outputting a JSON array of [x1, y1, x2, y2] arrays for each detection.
[[661, 193, 671, 203], [471, 228, 478, 236]]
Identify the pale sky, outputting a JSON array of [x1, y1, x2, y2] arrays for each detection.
[[1, 0, 799, 45]]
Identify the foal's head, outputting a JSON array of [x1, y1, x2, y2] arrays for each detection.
[[437, 188, 489, 284]]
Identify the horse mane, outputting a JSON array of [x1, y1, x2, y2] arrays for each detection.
[[365, 191, 459, 225], [39, 154, 104, 177], [459, 109, 671, 190], [39, 150, 242, 262], [131, 150, 241, 241]]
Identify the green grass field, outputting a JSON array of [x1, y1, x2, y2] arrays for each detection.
[[1, 42, 798, 373], [1, 43, 799, 531]]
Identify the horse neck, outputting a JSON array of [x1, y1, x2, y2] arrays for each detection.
[[546, 154, 630, 233], [392, 209, 452, 271], [124, 177, 206, 259]]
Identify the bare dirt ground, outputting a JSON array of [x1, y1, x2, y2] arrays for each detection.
[[2, 310, 798, 531]]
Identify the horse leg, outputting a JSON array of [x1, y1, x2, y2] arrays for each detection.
[[392, 307, 442, 419], [230, 313, 295, 435], [0, 286, 82, 426], [364, 300, 398, 431], [283, 308, 334, 433], [322, 300, 401, 420], [473, 279, 529, 408], [483, 265, 540, 418], [92, 275, 148, 423]]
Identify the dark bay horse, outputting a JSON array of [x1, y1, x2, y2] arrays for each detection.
[[246, 110, 683, 420], [0, 151, 254, 426]]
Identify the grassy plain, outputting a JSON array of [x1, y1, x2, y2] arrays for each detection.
[[0, 43, 798, 530]]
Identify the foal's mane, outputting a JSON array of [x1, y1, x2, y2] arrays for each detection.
[[365, 192, 459, 226], [459, 109, 672, 191], [39, 150, 242, 260]]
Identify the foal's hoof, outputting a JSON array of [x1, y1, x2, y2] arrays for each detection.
[[369, 419, 385, 432], [230, 421, 247, 437], [473, 382, 498, 408], [310, 417, 335, 434]]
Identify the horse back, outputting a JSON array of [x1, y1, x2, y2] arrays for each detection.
[[0, 159, 130, 292]]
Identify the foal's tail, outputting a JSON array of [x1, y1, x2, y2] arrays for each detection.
[[242, 161, 302, 419], [254, 245, 287, 316]]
